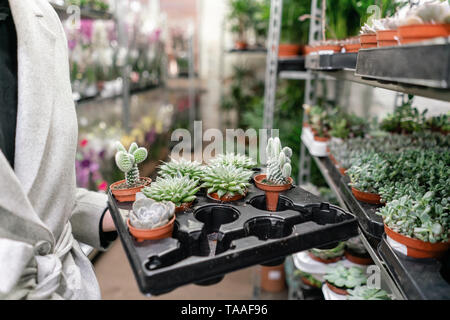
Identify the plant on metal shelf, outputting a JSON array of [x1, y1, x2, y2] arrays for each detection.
[[210, 153, 257, 170], [127, 197, 176, 242], [380, 100, 428, 134], [110, 141, 151, 202], [347, 286, 391, 300], [254, 137, 293, 211], [158, 157, 204, 181], [324, 264, 367, 296], [142, 175, 200, 212], [201, 164, 253, 202]]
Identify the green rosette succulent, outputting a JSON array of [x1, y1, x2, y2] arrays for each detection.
[[324, 264, 367, 290], [347, 286, 391, 300], [210, 153, 257, 169], [158, 157, 204, 180], [201, 164, 253, 199], [142, 175, 200, 207]]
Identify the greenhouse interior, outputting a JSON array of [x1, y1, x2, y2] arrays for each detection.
[[0, 0, 449, 303]]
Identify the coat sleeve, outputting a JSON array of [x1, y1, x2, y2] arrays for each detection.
[[70, 188, 110, 251]]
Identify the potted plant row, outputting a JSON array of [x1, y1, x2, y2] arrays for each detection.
[[323, 264, 367, 296]]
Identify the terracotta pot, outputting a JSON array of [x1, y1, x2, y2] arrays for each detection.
[[304, 45, 315, 55], [235, 41, 248, 50], [253, 174, 293, 212], [376, 29, 398, 47], [344, 43, 361, 53], [326, 281, 348, 296], [261, 264, 285, 292], [308, 251, 342, 264], [313, 135, 330, 142], [301, 277, 321, 288], [110, 177, 152, 202], [127, 215, 176, 242], [344, 251, 373, 265], [315, 45, 342, 53], [208, 191, 246, 202], [351, 187, 381, 205], [278, 43, 302, 57], [384, 224, 450, 259], [360, 33, 377, 48], [398, 23, 450, 44], [175, 202, 193, 213], [329, 153, 338, 166]]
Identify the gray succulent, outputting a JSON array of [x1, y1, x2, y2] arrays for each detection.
[[130, 198, 175, 230]]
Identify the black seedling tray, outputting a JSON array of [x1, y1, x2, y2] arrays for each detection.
[[305, 53, 357, 70], [356, 39, 450, 88], [108, 182, 358, 296], [378, 235, 450, 300], [278, 56, 306, 72], [338, 176, 384, 241]]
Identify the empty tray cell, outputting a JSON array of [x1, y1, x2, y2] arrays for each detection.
[[248, 194, 294, 212], [244, 217, 293, 240], [194, 205, 240, 233], [306, 203, 350, 225]]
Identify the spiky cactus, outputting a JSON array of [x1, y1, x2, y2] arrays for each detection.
[[115, 141, 148, 187], [265, 137, 292, 185]]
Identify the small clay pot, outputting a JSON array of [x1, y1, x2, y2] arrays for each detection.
[[360, 33, 377, 48], [326, 281, 348, 296], [235, 41, 248, 50], [384, 224, 450, 259], [315, 45, 342, 53], [344, 251, 373, 266], [308, 251, 342, 264], [398, 23, 450, 44], [301, 277, 321, 288], [278, 43, 302, 57], [260, 264, 285, 293], [175, 202, 193, 213], [303, 45, 316, 55], [376, 29, 398, 47], [313, 135, 330, 142], [110, 177, 152, 202], [351, 187, 381, 205], [208, 191, 246, 202], [253, 174, 293, 212], [127, 215, 176, 242], [344, 43, 361, 53]]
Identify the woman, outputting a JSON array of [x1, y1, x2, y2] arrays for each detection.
[[0, 0, 116, 299]]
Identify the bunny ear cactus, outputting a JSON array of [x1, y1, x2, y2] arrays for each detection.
[[266, 137, 292, 185], [115, 141, 148, 187]]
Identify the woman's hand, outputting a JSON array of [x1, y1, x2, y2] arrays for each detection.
[[102, 210, 116, 232]]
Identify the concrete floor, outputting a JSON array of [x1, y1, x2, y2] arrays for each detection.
[[93, 240, 288, 300]]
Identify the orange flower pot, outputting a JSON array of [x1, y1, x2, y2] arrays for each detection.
[[175, 202, 193, 213], [304, 45, 316, 55], [301, 277, 321, 288], [110, 177, 152, 202], [208, 191, 246, 202], [315, 45, 342, 53], [360, 33, 377, 48], [254, 174, 293, 212], [398, 23, 450, 44], [344, 43, 361, 53], [326, 281, 349, 296], [351, 187, 381, 205], [261, 264, 285, 293], [278, 44, 302, 57], [127, 215, 176, 242], [376, 29, 399, 47], [235, 41, 248, 50], [344, 251, 373, 266], [329, 153, 338, 166], [313, 135, 330, 142], [384, 224, 450, 259], [308, 251, 342, 264]]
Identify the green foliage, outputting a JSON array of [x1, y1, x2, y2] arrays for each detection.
[[201, 164, 253, 198], [115, 141, 148, 187], [293, 270, 322, 288], [324, 264, 367, 289], [280, 0, 311, 44], [210, 153, 257, 169], [266, 137, 293, 184], [380, 100, 428, 134], [347, 152, 389, 194], [328, 108, 367, 139], [158, 158, 204, 181], [347, 286, 391, 300], [227, 0, 258, 42], [142, 175, 200, 207], [309, 242, 345, 261], [426, 112, 450, 133]]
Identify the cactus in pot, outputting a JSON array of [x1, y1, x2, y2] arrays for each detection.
[[254, 137, 294, 211], [110, 141, 151, 202]]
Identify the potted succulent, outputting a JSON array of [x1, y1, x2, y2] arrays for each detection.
[[110, 142, 151, 202], [347, 286, 391, 300], [426, 113, 450, 135], [142, 175, 200, 212], [324, 264, 367, 296], [210, 153, 257, 170], [308, 105, 330, 142], [308, 242, 346, 264], [127, 197, 176, 242], [345, 237, 373, 265], [254, 137, 293, 211], [293, 270, 322, 289], [201, 164, 253, 202], [279, 0, 309, 56], [227, 0, 256, 50], [158, 157, 204, 181]]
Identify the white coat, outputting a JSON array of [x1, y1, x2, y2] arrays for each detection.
[[0, 0, 110, 299]]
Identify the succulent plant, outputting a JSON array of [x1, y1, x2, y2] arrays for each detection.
[[201, 164, 253, 198], [401, 0, 450, 25], [347, 286, 391, 300], [309, 242, 346, 261], [324, 264, 367, 289], [130, 198, 175, 230], [293, 270, 322, 288], [158, 157, 204, 181], [265, 137, 292, 185], [345, 236, 369, 257], [142, 175, 200, 207], [347, 152, 389, 194], [115, 141, 148, 187], [210, 153, 257, 169]]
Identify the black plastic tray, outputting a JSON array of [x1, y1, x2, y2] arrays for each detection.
[[305, 53, 357, 70], [378, 235, 450, 300], [108, 183, 358, 295], [278, 56, 306, 72], [356, 39, 450, 89]]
